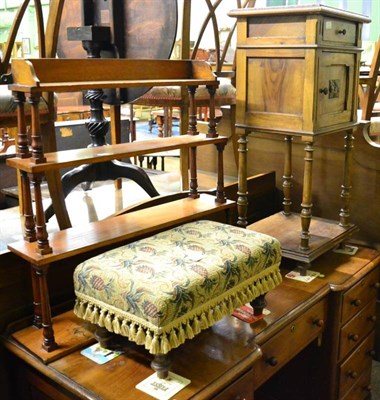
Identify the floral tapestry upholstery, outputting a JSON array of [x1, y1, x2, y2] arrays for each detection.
[[133, 78, 236, 107], [74, 220, 282, 355]]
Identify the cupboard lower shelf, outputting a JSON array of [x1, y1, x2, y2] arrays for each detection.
[[248, 212, 358, 267]]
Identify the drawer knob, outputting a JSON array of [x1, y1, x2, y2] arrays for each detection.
[[348, 333, 359, 342], [367, 315, 377, 323], [372, 282, 380, 289], [351, 298, 362, 307], [368, 349, 376, 358], [364, 384, 372, 393], [347, 370, 358, 379], [319, 88, 329, 95], [265, 356, 278, 367], [313, 318, 324, 327], [337, 28, 347, 35]]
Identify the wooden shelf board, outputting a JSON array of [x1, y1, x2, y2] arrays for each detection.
[[6, 134, 227, 173], [8, 194, 235, 266], [248, 212, 358, 265], [10, 312, 95, 364]]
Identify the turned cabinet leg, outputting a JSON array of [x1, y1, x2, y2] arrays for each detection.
[[339, 130, 354, 227], [151, 353, 171, 379], [300, 140, 314, 251], [282, 135, 293, 216]]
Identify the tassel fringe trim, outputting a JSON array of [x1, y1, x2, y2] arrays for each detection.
[[74, 264, 282, 355]]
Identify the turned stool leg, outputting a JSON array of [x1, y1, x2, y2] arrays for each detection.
[[250, 294, 267, 316], [151, 353, 171, 379], [95, 326, 115, 349]]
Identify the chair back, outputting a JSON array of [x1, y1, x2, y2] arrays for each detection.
[[1, 0, 65, 82], [358, 37, 380, 121], [181, 0, 256, 84]]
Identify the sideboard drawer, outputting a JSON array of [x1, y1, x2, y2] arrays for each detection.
[[253, 299, 327, 388], [322, 17, 357, 46], [341, 367, 372, 400], [213, 369, 253, 400], [339, 331, 375, 398], [339, 301, 377, 360], [341, 268, 380, 325]]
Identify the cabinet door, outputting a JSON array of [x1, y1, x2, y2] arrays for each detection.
[[316, 51, 356, 129]]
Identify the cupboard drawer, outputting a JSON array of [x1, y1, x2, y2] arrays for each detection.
[[339, 331, 375, 398], [341, 367, 372, 400], [213, 369, 253, 400], [322, 18, 357, 45], [253, 299, 326, 388], [341, 268, 380, 325], [339, 301, 377, 361]]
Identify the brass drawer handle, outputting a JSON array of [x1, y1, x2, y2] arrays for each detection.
[[265, 356, 278, 367], [351, 298, 362, 307], [347, 370, 358, 379], [348, 333, 359, 342], [337, 28, 347, 35], [367, 315, 377, 323], [313, 318, 324, 327], [319, 88, 329, 95], [364, 384, 372, 393]]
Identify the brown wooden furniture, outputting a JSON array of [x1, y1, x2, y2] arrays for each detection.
[[5, 57, 234, 358], [2, 245, 379, 399], [0, 0, 73, 228], [359, 38, 380, 121], [229, 5, 370, 271]]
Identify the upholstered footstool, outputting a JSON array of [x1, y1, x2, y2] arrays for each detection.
[[73, 220, 282, 378]]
